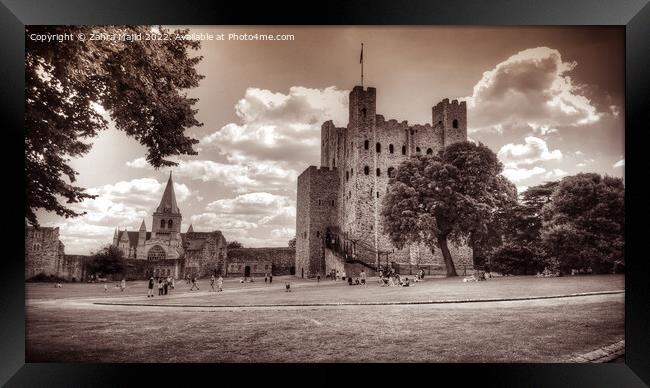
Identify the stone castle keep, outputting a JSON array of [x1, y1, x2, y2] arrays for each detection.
[[295, 85, 472, 278]]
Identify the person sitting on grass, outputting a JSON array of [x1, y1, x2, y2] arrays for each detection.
[[285, 282, 291, 292], [355, 277, 360, 285], [402, 277, 411, 287], [347, 276, 353, 286]]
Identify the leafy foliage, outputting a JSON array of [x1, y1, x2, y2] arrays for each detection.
[[87, 245, 126, 276], [382, 141, 515, 277], [227, 241, 244, 249], [488, 242, 547, 275], [25, 26, 204, 226], [541, 173, 624, 274], [288, 237, 296, 248]]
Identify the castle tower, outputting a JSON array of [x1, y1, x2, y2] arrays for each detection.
[[432, 98, 467, 146], [152, 171, 182, 240]]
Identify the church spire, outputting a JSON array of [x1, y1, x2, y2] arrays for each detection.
[[187, 224, 194, 233], [156, 171, 179, 214], [139, 219, 146, 231]]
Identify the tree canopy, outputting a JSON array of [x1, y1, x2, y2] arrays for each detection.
[[541, 173, 624, 274], [87, 245, 125, 276], [227, 241, 244, 249], [381, 141, 515, 277], [25, 26, 204, 226]]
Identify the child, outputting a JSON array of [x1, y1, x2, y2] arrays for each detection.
[[147, 277, 154, 297], [120, 278, 126, 292], [104, 283, 108, 293], [316, 272, 321, 283], [360, 270, 366, 287], [285, 282, 291, 292], [210, 275, 216, 292], [217, 275, 223, 292], [264, 273, 268, 283]]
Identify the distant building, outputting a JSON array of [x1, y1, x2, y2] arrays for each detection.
[[111, 172, 227, 279]]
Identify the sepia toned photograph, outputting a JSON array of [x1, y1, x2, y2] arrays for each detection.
[[25, 26, 625, 363]]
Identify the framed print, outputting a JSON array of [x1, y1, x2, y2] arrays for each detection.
[[1, 0, 649, 386]]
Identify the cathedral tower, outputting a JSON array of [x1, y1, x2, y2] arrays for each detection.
[[152, 171, 182, 240]]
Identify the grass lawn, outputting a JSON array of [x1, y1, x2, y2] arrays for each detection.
[[25, 275, 625, 362]]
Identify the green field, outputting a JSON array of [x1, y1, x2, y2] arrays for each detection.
[[26, 275, 624, 362]]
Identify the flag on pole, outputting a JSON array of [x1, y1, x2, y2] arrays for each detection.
[[360, 44, 363, 64]]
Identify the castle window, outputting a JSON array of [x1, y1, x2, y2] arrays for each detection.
[[364, 166, 370, 175], [388, 167, 395, 178], [438, 120, 442, 125], [453, 119, 459, 128], [402, 146, 406, 155], [351, 168, 353, 175], [346, 171, 349, 181], [426, 148, 433, 155], [168, 219, 173, 229], [160, 219, 165, 229], [376, 168, 381, 176], [361, 107, 367, 118], [410, 129, 414, 135], [376, 142, 381, 153], [364, 140, 369, 150], [377, 192, 380, 198], [332, 158, 336, 167], [318, 199, 322, 206], [316, 231, 320, 237], [389, 144, 394, 153], [331, 200, 335, 207], [416, 147, 421, 153]]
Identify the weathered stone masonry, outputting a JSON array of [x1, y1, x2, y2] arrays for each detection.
[[296, 85, 473, 278]]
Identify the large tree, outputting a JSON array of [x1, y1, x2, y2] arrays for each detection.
[[439, 142, 518, 267], [25, 26, 204, 226], [87, 245, 126, 277], [540, 173, 624, 274]]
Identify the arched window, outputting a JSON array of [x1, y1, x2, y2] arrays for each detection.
[[376, 143, 381, 153], [364, 166, 370, 175], [376, 168, 381, 176], [331, 200, 335, 207], [346, 171, 349, 181], [453, 119, 459, 128], [147, 245, 166, 261], [364, 140, 369, 150], [389, 144, 394, 153], [160, 219, 165, 229], [168, 219, 173, 229], [402, 145, 406, 155], [388, 167, 395, 178], [361, 107, 367, 118], [351, 168, 354, 175], [426, 148, 433, 155], [416, 147, 421, 153], [376, 192, 380, 198]]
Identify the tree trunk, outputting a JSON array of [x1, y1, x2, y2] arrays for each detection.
[[436, 235, 458, 277]]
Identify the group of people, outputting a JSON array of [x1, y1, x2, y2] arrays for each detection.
[[378, 267, 425, 287], [104, 278, 127, 293], [145, 276, 175, 297]]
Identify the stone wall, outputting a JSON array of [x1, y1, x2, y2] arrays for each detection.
[[25, 226, 65, 280], [296, 86, 473, 277], [228, 247, 295, 276], [60, 255, 90, 281]]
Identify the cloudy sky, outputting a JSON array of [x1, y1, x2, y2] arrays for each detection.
[[35, 26, 624, 254]]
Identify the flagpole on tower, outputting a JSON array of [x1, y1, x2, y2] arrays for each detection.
[[360, 43, 364, 87]]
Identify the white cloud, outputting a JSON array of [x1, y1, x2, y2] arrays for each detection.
[[613, 159, 624, 168], [465, 47, 603, 134], [498, 136, 562, 168], [545, 168, 569, 179], [502, 166, 546, 183]]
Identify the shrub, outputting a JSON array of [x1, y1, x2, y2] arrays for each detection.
[[488, 243, 546, 276]]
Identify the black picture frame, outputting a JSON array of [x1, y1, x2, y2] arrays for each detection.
[[1, 0, 648, 386]]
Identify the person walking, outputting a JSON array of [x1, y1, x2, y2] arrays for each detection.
[[120, 278, 126, 292], [316, 272, 321, 283], [147, 277, 154, 297], [104, 283, 108, 293], [158, 279, 163, 295], [190, 275, 200, 291], [264, 273, 268, 284], [163, 278, 169, 295], [360, 270, 367, 287], [217, 275, 224, 292], [210, 275, 216, 292], [269, 273, 273, 284]]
